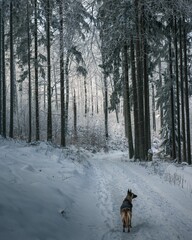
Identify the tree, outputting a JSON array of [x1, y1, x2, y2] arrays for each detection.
[[131, 35, 140, 159], [0, 3, 2, 134], [27, 1, 32, 142], [123, 43, 134, 159], [9, 0, 14, 138], [183, 17, 191, 165], [174, 17, 181, 162], [179, 17, 186, 162], [59, 0, 66, 147], [46, 0, 52, 142], [34, 0, 40, 141], [1, 0, 6, 138]]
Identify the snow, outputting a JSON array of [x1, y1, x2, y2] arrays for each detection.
[[1, 136, 192, 240]]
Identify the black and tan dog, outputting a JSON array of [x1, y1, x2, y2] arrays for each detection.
[[120, 189, 137, 232]]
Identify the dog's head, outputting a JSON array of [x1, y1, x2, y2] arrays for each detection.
[[127, 189, 137, 200]]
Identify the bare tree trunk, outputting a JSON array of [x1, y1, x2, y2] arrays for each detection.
[[142, 4, 151, 158], [131, 35, 139, 159], [152, 84, 156, 132], [123, 43, 134, 159], [174, 17, 181, 163], [34, 0, 39, 141], [103, 73, 108, 142], [0, 5, 2, 134], [158, 60, 163, 130], [59, 0, 66, 147], [183, 18, 191, 165], [9, 0, 14, 138], [46, 0, 52, 141], [90, 77, 94, 116], [73, 90, 77, 140], [53, 64, 58, 110], [95, 76, 99, 114], [65, 50, 70, 132], [135, 0, 144, 160], [27, 1, 32, 142], [179, 18, 186, 162], [169, 32, 176, 159], [84, 77, 88, 117], [2, 1, 6, 138]]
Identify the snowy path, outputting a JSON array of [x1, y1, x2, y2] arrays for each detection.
[[1, 139, 192, 240], [90, 152, 192, 240]]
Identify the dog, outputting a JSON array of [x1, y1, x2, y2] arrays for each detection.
[[120, 189, 137, 232]]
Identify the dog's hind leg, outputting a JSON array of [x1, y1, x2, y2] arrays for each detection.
[[123, 220, 125, 232], [127, 211, 131, 232]]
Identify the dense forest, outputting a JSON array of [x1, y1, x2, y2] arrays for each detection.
[[0, 0, 192, 164]]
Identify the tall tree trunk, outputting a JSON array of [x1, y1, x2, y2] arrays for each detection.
[[183, 18, 191, 165], [174, 17, 181, 163], [142, 5, 151, 158], [168, 32, 176, 159], [53, 64, 58, 110], [96, 76, 99, 114], [27, 2, 32, 143], [131, 35, 139, 159], [179, 18, 186, 162], [34, 0, 39, 141], [59, 0, 66, 147], [65, 49, 70, 132], [46, 0, 52, 141], [135, 0, 145, 160], [0, 4, 2, 134], [158, 59, 163, 130], [152, 84, 156, 132], [9, 0, 14, 138], [104, 72, 108, 142], [90, 77, 94, 116], [123, 43, 134, 159], [2, 1, 6, 138], [84, 77, 88, 117], [73, 90, 77, 140]]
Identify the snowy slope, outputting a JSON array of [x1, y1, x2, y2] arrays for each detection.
[[0, 137, 192, 240]]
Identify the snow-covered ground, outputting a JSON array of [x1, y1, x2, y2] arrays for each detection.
[[1, 136, 192, 240]]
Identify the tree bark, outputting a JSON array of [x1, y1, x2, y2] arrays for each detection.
[[9, 0, 14, 138], [183, 18, 191, 165], [174, 17, 181, 163], [179, 18, 186, 162], [73, 90, 77, 140], [131, 35, 139, 159], [168, 32, 176, 159], [135, 0, 145, 160], [152, 84, 156, 132], [65, 49, 70, 132], [0, 5, 2, 134], [2, 1, 6, 138], [59, 0, 66, 147], [27, 1, 32, 142], [34, 0, 40, 141], [142, 4, 151, 158], [46, 0, 52, 141], [123, 43, 134, 159]]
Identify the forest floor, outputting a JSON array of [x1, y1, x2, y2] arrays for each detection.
[[0, 137, 192, 240]]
